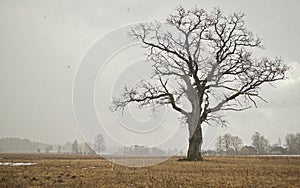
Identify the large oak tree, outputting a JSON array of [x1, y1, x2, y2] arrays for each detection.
[[112, 7, 288, 161]]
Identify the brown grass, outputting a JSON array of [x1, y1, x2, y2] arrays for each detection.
[[0, 154, 299, 187]]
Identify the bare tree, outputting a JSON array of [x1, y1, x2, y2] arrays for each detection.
[[222, 133, 233, 154], [94, 134, 105, 154], [112, 6, 288, 160], [215, 134, 243, 155], [71, 140, 79, 154], [231, 136, 243, 154], [251, 132, 270, 155], [285, 133, 300, 155], [215, 135, 223, 155]]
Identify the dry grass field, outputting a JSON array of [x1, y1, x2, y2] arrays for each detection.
[[0, 154, 299, 187]]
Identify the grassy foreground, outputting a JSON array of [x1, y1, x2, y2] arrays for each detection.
[[0, 154, 299, 187]]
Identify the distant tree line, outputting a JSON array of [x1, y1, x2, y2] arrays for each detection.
[[116, 145, 175, 156], [0, 137, 48, 153], [285, 133, 300, 155], [214, 133, 243, 155], [210, 132, 300, 156], [1, 132, 299, 156], [0, 134, 106, 155], [60, 134, 105, 155]]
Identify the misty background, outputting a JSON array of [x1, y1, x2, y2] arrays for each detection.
[[1, 0, 299, 151]]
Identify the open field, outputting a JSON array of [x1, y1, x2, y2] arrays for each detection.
[[0, 154, 299, 187]]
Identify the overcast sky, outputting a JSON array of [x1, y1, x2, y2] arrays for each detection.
[[0, 0, 299, 150]]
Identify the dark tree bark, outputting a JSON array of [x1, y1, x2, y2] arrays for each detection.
[[111, 6, 288, 161], [187, 121, 203, 160]]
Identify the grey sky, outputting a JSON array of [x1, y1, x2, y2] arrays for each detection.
[[0, 0, 299, 149]]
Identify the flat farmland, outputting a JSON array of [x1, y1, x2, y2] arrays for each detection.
[[0, 154, 299, 187]]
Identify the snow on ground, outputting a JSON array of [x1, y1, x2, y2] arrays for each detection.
[[0, 162, 36, 166]]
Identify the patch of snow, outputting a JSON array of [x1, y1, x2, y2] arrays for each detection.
[[0, 162, 36, 166], [81, 166, 96, 170]]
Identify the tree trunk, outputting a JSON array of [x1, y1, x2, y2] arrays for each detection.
[[187, 123, 203, 161]]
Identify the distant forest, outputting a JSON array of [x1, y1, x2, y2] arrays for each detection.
[[0, 137, 48, 153], [0, 137, 96, 154], [0, 132, 299, 156], [208, 132, 300, 156]]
